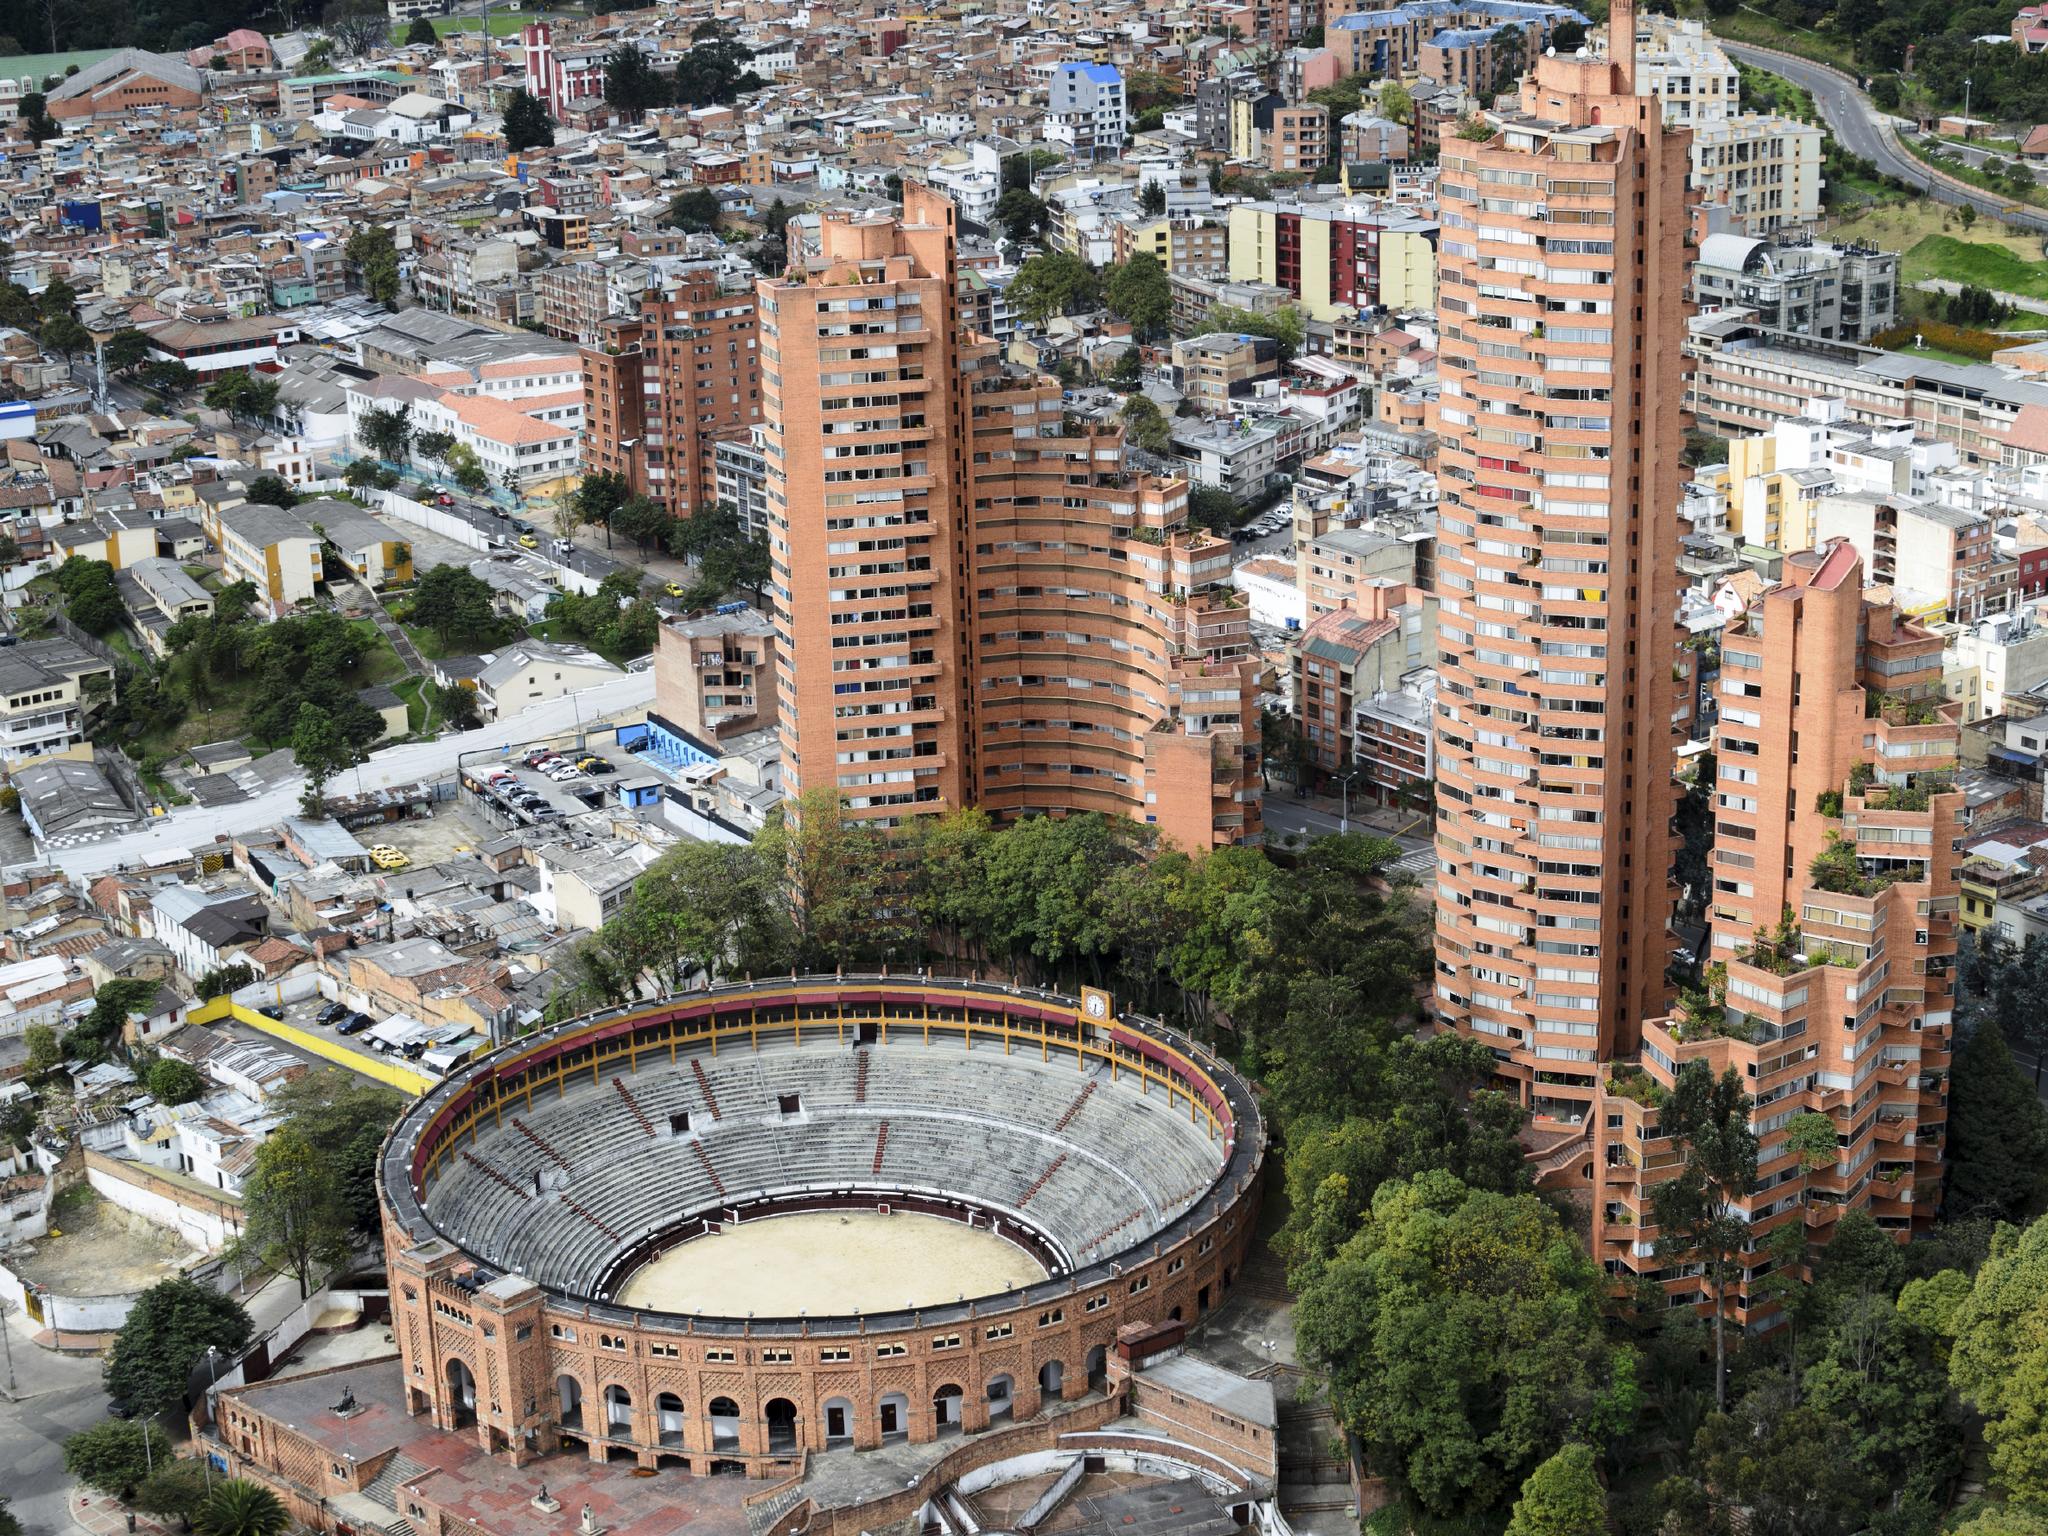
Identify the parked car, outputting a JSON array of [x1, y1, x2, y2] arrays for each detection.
[[578, 757, 612, 775], [317, 1001, 348, 1024], [553, 538, 574, 555], [517, 533, 539, 550], [336, 1013, 374, 1035]]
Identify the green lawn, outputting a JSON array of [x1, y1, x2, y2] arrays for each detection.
[[1736, 59, 1817, 124], [1904, 235, 2048, 302], [1692, 4, 1859, 71], [1885, 341, 1989, 366], [393, 675, 438, 736], [1897, 133, 2048, 211], [390, 11, 552, 43], [347, 620, 409, 688]]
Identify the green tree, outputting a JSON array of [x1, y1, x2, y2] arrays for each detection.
[[1007, 251, 1100, 325], [612, 493, 672, 554], [356, 402, 411, 464], [1680, 1383, 1880, 1536], [573, 469, 630, 547], [291, 702, 355, 818], [758, 787, 909, 970], [1652, 1060, 1758, 1410], [344, 226, 401, 308], [0, 1497, 19, 1536], [104, 1277, 253, 1418], [1140, 181, 1166, 216], [1295, 1171, 1630, 1518], [444, 442, 487, 493], [1948, 1022, 2048, 1222], [64, 1420, 176, 1499], [1205, 302, 1304, 363], [1504, 1444, 1605, 1536], [404, 15, 438, 44], [236, 1125, 352, 1297], [408, 564, 506, 646], [595, 839, 790, 994], [1120, 393, 1172, 453], [432, 680, 481, 730], [138, 359, 195, 398], [245, 474, 297, 509], [66, 977, 158, 1060], [143, 1057, 205, 1106], [193, 961, 256, 999], [603, 44, 668, 118], [502, 88, 555, 151], [16, 92, 58, 145], [1951, 1214, 2048, 1504], [994, 187, 1050, 244], [194, 1481, 289, 1536], [413, 429, 456, 462], [1104, 251, 1171, 336], [40, 314, 90, 362], [1001, 149, 1064, 191], [23, 1022, 60, 1076], [667, 187, 722, 231], [1800, 1293, 1962, 1510], [102, 327, 153, 375], [268, 1070, 405, 1238], [133, 1460, 212, 1531]]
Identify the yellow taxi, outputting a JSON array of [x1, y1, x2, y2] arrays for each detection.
[[664, 580, 687, 598], [369, 844, 411, 871], [518, 533, 539, 550]]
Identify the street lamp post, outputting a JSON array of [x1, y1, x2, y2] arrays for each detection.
[[1964, 76, 1973, 125], [0, 1296, 15, 1395], [1336, 769, 1360, 835]]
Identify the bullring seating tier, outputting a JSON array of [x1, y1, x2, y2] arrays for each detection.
[[420, 1034, 1229, 1303]]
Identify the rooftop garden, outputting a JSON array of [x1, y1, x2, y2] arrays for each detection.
[[1605, 1066, 1664, 1107]]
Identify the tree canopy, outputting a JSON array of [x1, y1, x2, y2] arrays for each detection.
[[103, 1276, 253, 1418]]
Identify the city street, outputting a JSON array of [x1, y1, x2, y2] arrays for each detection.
[[1719, 40, 2048, 234]]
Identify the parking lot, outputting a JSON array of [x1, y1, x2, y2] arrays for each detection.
[[460, 734, 650, 829]]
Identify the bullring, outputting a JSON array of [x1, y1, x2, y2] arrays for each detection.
[[378, 976, 1264, 1477]]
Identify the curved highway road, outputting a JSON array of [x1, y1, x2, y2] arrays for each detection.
[[1719, 40, 2048, 235]]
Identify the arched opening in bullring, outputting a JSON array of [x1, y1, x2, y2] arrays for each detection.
[[656, 1392, 685, 1446], [879, 1392, 909, 1442], [1039, 1360, 1064, 1402], [602, 1444, 636, 1465], [1085, 1346, 1107, 1390], [823, 1397, 854, 1446], [708, 1396, 741, 1449], [933, 1383, 964, 1438], [986, 1374, 1014, 1422], [557, 1375, 583, 1428], [445, 1358, 476, 1428], [765, 1398, 799, 1454], [603, 1385, 633, 1435]]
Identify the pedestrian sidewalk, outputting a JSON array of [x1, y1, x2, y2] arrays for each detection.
[[71, 1489, 176, 1536]]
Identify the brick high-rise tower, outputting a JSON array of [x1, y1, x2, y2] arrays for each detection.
[[1593, 541, 1959, 1310], [758, 184, 1262, 838], [1430, 0, 1691, 1123], [580, 270, 762, 518]]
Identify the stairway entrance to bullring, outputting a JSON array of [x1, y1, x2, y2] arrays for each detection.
[[709, 1397, 741, 1449], [1039, 1361, 1064, 1402], [446, 1358, 477, 1428], [765, 1399, 799, 1454]]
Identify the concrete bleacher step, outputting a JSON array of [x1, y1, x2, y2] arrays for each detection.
[[691, 1058, 724, 1119], [611, 1076, 656, 1136], [461, 1150, 531, 1202], [1016, 1151, 1067, 1209], [560, 1194, 622, 1243], [1052, 1080, 1097, 1132], [871, 1119, 889, 1176], [693, 1140, 727, 1196], [511, 1117, 572, 1171], [855, 1049, 869, 1104]]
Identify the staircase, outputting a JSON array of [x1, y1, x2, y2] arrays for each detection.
[[612, 1076, 655, 1136], [560, 1195, 622, 1242], [693, 1141, 727, 1197], [1016, 1152, 1068, 1209], [510, 1117, 571, 1172], [854, 1049, 869, 1104], [691, 1059, 723, 1120], [1277, 1391, 1353, 1530], [361, 1452, 430, 1536], [870, 1120, 889, 1176], [1052, 1080, 1097, 1132], [461, 1150, 530, 1200]]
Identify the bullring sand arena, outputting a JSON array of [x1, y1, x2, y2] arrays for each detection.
[[614, 1209, 1050, 1314]]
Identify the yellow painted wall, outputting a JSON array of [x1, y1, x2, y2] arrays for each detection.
[[1226, 204, 1269, 286], [189, 996, 436, 1095], [1379, 229, 1438, 315], [1300, 216, 1334, 319]]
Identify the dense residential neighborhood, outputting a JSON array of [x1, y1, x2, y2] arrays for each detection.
[[3, 3, 2048, 1536]]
